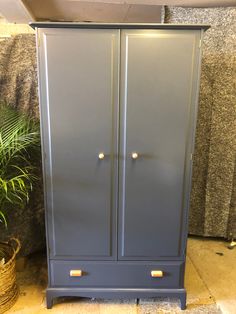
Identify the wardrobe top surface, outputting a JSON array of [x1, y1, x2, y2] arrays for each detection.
[[30, 22, 210, 31]]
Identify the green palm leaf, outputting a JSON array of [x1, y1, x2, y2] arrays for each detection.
[[0, 102, 40, 227]]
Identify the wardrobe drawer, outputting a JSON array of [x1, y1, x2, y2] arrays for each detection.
[[50, 261, 184, 288]]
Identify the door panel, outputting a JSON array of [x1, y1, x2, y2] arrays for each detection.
[[39, 29, 119, 259], [119, 30, 199, 259]]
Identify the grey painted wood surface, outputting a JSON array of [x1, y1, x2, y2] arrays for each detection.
[[50, 260, 183, 288], [35, 24, 206, 309], [38, 28, 119, 259], [31, 22, 209, 30], [119, 29, 201, 260]]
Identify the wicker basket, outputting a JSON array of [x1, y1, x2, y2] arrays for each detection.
[[0, 238, 21, 314]]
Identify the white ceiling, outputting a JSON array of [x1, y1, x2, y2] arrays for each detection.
[[0, 0, 236, 23]]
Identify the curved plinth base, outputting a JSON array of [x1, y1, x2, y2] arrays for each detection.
[[46, 287, 186, 310]]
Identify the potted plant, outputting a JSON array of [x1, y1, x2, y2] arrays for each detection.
[[0, 102, 40, 313]]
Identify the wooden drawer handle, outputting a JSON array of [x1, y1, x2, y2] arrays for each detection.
[[70, 270, 82, 277], [151, 270, 163, 278]]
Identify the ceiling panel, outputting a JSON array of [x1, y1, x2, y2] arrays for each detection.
[[23, 0, 163, 22], [0, 0, 34, 23], [0, 0, 235, 23], [67, 0, 236, 5]]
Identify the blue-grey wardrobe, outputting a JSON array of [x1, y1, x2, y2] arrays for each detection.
[[31, 22, 209, 310]]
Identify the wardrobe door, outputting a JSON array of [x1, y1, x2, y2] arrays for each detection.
[[38, 29, 119, 260], [119, 29, 201, 260]]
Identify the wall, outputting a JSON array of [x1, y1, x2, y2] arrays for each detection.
[[0, 16, 34, 37]]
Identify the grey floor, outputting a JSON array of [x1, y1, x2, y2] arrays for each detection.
[[6, 237, 236, 313]]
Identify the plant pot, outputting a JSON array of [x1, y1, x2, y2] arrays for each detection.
[[0, 238, 21, 314]]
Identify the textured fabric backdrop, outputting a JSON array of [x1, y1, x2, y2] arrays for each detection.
[[0, 34, 45, 255], [0, 34, 38, 116], [165, 7, 236, 238]]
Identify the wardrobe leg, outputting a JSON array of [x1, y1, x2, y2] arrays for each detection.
[[46, 293, 54, 309], [180, 293, 187, 310]]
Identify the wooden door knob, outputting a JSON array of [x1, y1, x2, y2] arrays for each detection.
[[98, 152, 105, 160], [70, 270, 82, 277], [151, 270, 163, 277], [131, 152, 139, 159]]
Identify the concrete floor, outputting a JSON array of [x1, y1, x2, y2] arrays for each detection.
[[6, 237, 236, 314]]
